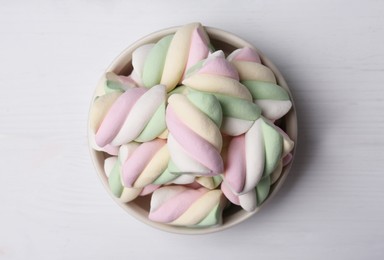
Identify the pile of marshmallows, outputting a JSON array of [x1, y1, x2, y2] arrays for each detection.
[[90, 23, 294, 228]]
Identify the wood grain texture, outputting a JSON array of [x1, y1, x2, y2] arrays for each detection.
[[1, 0, 383, 259]]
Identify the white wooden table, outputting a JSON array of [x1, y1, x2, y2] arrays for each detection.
[[1, 0, 383, 259]]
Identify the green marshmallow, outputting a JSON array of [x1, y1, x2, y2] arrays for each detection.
[[242, 80, 290, 101], [108, 160, 124, 198], [211, 175, 223, 188], [262, 120, 283, 176], [142, 35, 174, 88], [256, 176, 271, 205], [104, 79, 125, 93], [104, 72, 127, 93], [215, 93, 261, 121], [195, 204, 221, 227], [187, 91, 222, 127]]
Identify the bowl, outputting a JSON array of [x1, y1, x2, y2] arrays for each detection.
[[88, 25, 298, 234]]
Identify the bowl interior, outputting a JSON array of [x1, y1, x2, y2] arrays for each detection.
[[88, 26, 298, 234]]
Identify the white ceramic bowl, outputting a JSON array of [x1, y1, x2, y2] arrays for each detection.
[[88, 26, 298, 234]]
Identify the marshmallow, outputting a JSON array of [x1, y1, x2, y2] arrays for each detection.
[[103, 143, 161, 203], [95, 85, 167, 148], [229, 47, 292, 121], [221, 117, 294, 211], [166, 91, 224, 175], [183, 51, 261, 136], [149, 186, 226, 227], [132, 23, 210, 91]]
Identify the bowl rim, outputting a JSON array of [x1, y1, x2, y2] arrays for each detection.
[[88, 25, 298, 235]]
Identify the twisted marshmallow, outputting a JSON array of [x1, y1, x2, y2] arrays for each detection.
[[90, 72, 142, 154], [122, 139, 195, 188], [104, 143, 160, 203], [183, 51, 261, 136], [228, 47, 292, 121], [221, 150, 293, 211], [131, 23, 210, 91], [149, 186, 226, 227], [166, 91, 224, 175], [95, 84, 167, 148], [221, 117, 294, 211]]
